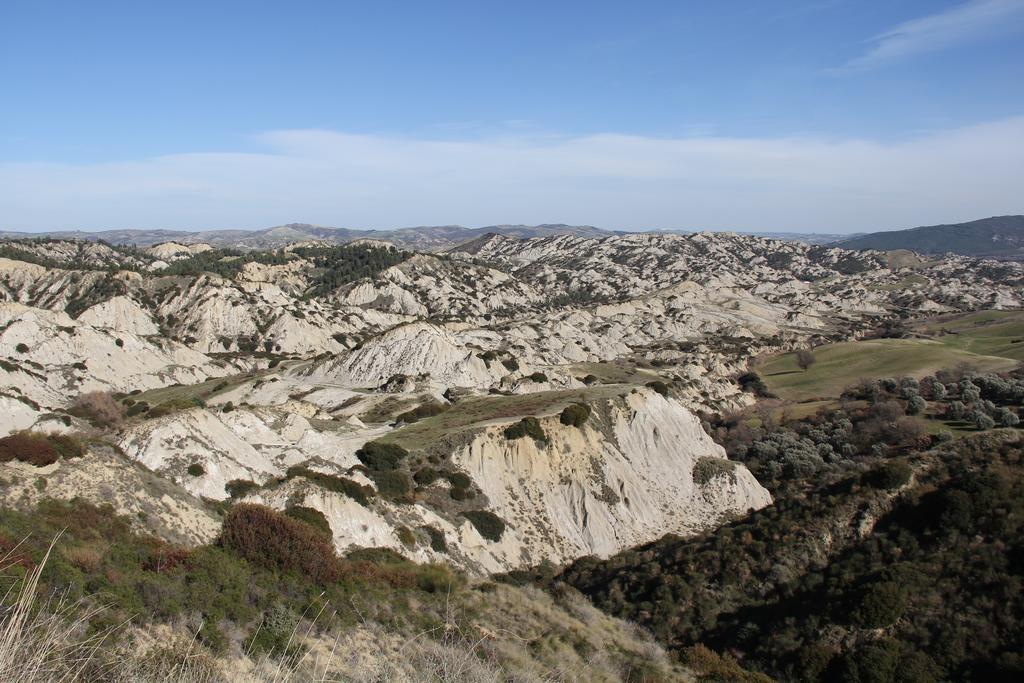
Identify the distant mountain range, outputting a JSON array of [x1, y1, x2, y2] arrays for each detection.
[[836, 215, 1024, 260], [0, 222, 852, 251], [4, 216, 1022, 257], [0, 223, 618, 252]]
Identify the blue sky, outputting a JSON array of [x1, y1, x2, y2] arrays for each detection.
[[1, 0, 1022, 232]]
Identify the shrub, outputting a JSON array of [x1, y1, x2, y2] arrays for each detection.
[[501, 358, 520, 372], [796, 348, 816, 371], [224, 479, 259, 499], [973, 411, 996, 431], [0, 432, 84, 467], [414, 467, 441, 486], [445, 471, 472, 489], [461, 510, 506, 542], [220, 504, 338, 583], [528, 372, 548, 383], [285, 466, 374, 506], [906, 395, 927, 415], [396, 526, 416, 548], [559, 403, 591, 427], [866, 460, 912, 489], [15, 343, 29, 353], [355, 441, 409, 471], [367, 469, 413, 501], [68, 391, 126, 429], [582, 374, 599, 385], [850, 581, 908, 628], [503, 417, 548, 443], [420, 525, 448, 552], [221, 401, 235, 413], [997, 407, 1020, 427], [186, 463, 205, 477], [692, 457, 737, 485], [285, 506, 332, 540], [646, 380, 669, 396], [115, 338, 124, 347], [395, 402, 448, 424], [126, 401, 150, 416]]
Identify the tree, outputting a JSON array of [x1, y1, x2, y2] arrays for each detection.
[[796, 348, 816, 372], [906, 395, 927, 415], [972, 411, 995, 431], [997, 407, 1020, 427]]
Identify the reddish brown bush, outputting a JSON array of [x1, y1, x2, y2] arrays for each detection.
[[220, 504, 338, 583], [0, 432, 60, 467], [142, 539, 194, 573], [0, 432, 86, 467], [69, 391, 126, 429]]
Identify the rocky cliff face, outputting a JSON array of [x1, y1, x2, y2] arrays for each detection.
[[114, 386, 768, 574]]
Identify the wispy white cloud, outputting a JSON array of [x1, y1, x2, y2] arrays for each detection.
[[1, 118, 1022, 233], [833, 0, 1024, 73]]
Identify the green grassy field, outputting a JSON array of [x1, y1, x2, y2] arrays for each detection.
[[760, 337, 1018, 402], [913, 310, 1024, 361]]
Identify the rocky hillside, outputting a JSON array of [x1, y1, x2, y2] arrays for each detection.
[[0, 230, 1021, 578]]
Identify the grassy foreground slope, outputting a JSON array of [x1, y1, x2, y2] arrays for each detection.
[[0, 498, 686, 682]]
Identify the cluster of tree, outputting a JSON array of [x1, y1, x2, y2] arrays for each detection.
[[160, 248, 289, 278], [290, 243, 408, 297], [552, 422, 1024, 682]]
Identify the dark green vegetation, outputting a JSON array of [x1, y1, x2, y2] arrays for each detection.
[[377, 385, 626, 451], [550, 369, 1024, 683], [837, 215, 1024, 259], [0, 499, 461, 656], [355, 440, 409, 471], [461, 510, 506, 542], [503, 416, 548, 443], [559, 403, 591, 427], [157, 243, 407, 298], [289, 243, 409, 297], [159, 248, 288, 278], [395, 401, 449, 424], [283, 466, 375, 507]]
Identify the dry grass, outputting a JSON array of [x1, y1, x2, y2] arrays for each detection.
[[0, 536, 688, 682]]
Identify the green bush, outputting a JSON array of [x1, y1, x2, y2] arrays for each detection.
[[502, 358, 520, 372], [355, 441, 409, 471], [692, 457, 737, 485], [414, 467, 441, 486], [285, 466, 374, 506], [285, 506, 332, 540], [646, 380, 670, 396], [367, 469, 413, 501], [528, 372, 548, 383], [462, 510, 506, 542], [187, 463, 205, 477], [395, 402, 448, 424], [503, 417, 548, 443], [850, 581, 908, 628], [445, 471, 472, 489], [560, 403, 591, 427], [126, 401, 150, 416], [224, 479, 259, 499], [420, 525, 447, 552], [15, 343, 29, 353], [867, 460, 912, 490]]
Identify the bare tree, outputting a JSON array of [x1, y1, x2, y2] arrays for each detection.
[[796, 348, 816, 372]]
